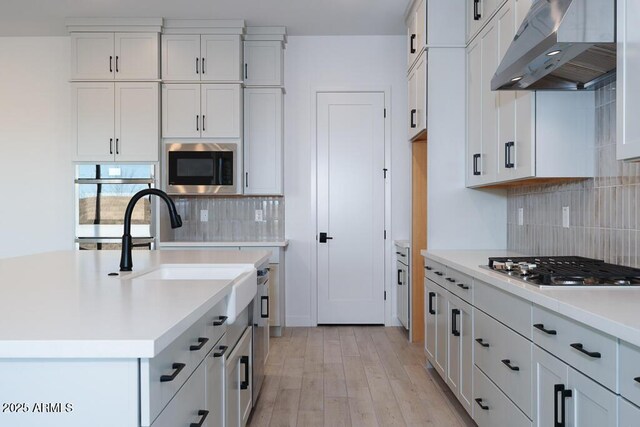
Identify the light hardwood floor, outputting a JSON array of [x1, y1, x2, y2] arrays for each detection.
[[248, 326, 476, 427]]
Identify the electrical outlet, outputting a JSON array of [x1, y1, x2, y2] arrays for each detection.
[[518, 208, 524, 226], [255, 209, 264, 222], [108, 167, 121, 177], [562, 206, 570, 228], [200, 209, 208, 222]]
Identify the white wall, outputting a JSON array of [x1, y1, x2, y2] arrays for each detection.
[[0, 37, 73, 259], [284, 35, 410, 326]]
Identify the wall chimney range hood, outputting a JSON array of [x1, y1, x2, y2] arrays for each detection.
[[491, 0, 616, 91]]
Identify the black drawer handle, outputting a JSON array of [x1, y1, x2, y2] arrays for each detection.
[[190, 337, 209, 351], [475, 338, 490, 348], [240, 355, 250, 390], [457, 283, 470, 290], [434, 271, 444, 276], [213, 345, 228, 358], [446, 277, 456, 283], [570, 343, 601, 359], [160, 362, 186, 382], [428, 292, 436, 315], [534, 323, 557, 335], [190, 410, 209, 427], [634, 377, 640, 384], [213, 316, 228, 326], [451, 309, 460, 337], [475, 398, 489, 410], [425, 266, 432, 271], [501, 359, 520, 371]]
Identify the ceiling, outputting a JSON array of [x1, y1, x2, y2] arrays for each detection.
[[0, 0, 411, 36]]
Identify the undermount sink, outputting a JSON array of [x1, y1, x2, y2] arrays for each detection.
[[129, 264, 257, 322]]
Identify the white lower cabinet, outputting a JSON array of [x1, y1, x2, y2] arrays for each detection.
[[424, 280, 437, 361], [474, 365, 531, 427], [618, 398, 640, 427], [206, 337, 227, 427], [226, 327, 252, 427], [447, 293, 473, 415], [151, 362, 207, 427]]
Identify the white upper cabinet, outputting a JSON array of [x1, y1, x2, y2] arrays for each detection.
[[162, 84, 202, 138], [244, 41, 284, 87], [617, 0, 640, 161], [161, 34, 242, 82], [408, 52, 427, 140], [466, 0, 504, 43], [114, 82, 159, 161], [201, 84, 242, 139], [244, 88, 283, 195], [72, 82, 115, 161], [70, 32, 159, 81]]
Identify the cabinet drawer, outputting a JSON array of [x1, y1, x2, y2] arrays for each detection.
[[204, 299, 228, 350], [532, 305, 617, 391], [151, 362, 207, 427], [474, 309, 532, 418], [619, 341, 640, 406], [475, 279, 532, 339], [445, 268, 474, 303], [473, 366, 531, 427], [424, 258, 447, 287], [395, 245, 410, 261]]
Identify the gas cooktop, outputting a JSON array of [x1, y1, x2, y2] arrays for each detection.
[[486, 256, 640, 288]]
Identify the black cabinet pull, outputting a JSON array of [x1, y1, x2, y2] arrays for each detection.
[[554, 384, 572, 427], [473, 0, 481, 20], [240, 355, 250, 390], [190, 410, 209, 427], [410, 109, 417, 128], [533, 323, 557, 335], [475, 338, 490, 348], [196, 115, 199, 131], [501, 359, 520, 371], [201, 57, 205, 74], [245, 171, 249, 188], [261, 295, 269, 318], [570, 343, 601, 359], [635, 377, 640, 384], [457, 283, 470, 290], [196, 57, 199, 74], [475, 398, 489, 410], [109, 138, 113, 154], [410, 34, 416, 54], [109, 56, 113, 73], [244, 63, 248, 79], [428, 292, 435, 315], [397, 269, 403, 285], [504, 141, 515, 168], [202, 115, 206, 132], [425, 266, 433, 271], [190, 337, 209, 351], [213, 345, 228, 358], [451, 309, 460, 337], [473, 153, 481, 176], [213, 315, 228, 326], [395, 251, 406, 257], [115, 138, 119, 155], [115, 55, 119, 73], [446, 278, 456, 283], [434, 271, 444, 276], [160, 362, 186, 382], [319, 232, 333, 243]]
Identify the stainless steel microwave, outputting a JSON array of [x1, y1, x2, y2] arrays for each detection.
[[165, 142, 238, 195]]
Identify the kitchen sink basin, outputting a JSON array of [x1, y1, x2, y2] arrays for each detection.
[[129, 264, 257, 322]]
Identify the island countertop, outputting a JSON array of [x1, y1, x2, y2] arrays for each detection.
[[0, 250, 270, 359]]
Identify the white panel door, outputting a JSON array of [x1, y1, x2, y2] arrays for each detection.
[[568, 367, 618, 427], [114, 33, 159, 80], [201, 84, 242, 139], [70, 33, 114, 80], [533, 346, 569, 427], [161, 35, 201, 81], [72, 82, 115, 161], [244, 41, 283, 86], [415, 52, 427, 135], [466, 37, 482, 186], [434, 285, 448, 378], [447, 298, 461, 396], [317, 92, 385, 324], [408, 66, 418, 139], [201, 35, 242, 82], [162, 84, 201, 138], [244, 88, 283, 195], [619, 398, 640, 427], [424, 280, 437, 361], [115, 83, 159, 162], [496, 1, 516, 182], [458, 298, 473, 415], [617, 0, 640, 160], [479, 20, 498, 184]]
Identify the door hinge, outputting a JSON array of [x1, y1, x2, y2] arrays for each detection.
[[384, 291, 387, 300], [383, 168, 388, 179], [384, 230, 387, 240], [384, 108, 387, 118]]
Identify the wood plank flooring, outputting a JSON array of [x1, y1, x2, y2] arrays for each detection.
[[248, 326, 476, 427]]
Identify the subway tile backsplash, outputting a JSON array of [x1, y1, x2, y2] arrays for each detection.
[[507, 81, 640, 267], [162, 196, 284, 242]]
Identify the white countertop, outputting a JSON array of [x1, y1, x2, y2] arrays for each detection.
[[158, 240, 289, 248], [421, 249, 640, 348], [393, 240, 410, 249], [0, 250, 270, 359]]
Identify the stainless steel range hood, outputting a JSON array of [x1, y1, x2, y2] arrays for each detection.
[[491, 0, 616, 91]]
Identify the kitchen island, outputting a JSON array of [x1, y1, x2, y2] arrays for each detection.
[[0, 249, 269, 427]]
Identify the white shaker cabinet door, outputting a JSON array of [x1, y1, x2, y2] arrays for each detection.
[[415, 52, 427, 136], [201, 84, 242, 139], [162, 84, 201, 138], [479, 20, 498, 185], [115, 82, 159, 162], [244, 41, 283, 86], [114, 33, 159, 80], [408, 65, 418, 140], [243, 88, 283, 195], [619, 398, 640, 427], [72, 82, 115, 161], [70, 33, 114, 80], [532, 346, 568, 427], [201, 35, 242, 82], [567, 367, 617, 427], [466, 37, 482, 186], [617, 0, 640, 160], [161, 35, 201, 81], [424, 280, 437, 362]]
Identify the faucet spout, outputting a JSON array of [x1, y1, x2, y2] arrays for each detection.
[[120, 189, 182, 271]]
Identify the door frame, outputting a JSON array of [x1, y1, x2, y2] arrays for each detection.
[[309, 86, 393, 326]]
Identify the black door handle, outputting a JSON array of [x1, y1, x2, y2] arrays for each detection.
[[240, 355, 250, 390], [570, 343, 601, 359], [109, 56, 113, 73], [160, 362, 186, 382], [554, 384, 572, 427], [473, 153, 481, 176], [115, 55, 119, 73], [475, 338, 490, 348], [196, 57, 199, 74], [534, 323, 557, 335], [428, 292, 435, 315], [473, 0, 481, 20], [410, 109, 417, 128], [451, 309, 460, 337], [245, 63, 248, 79], [196, 115, 199, 131], [475, 398, 489, 410], [201, 57, 205, 74], [109, 138, 113, 155], [319, 232, 333, 243], [190, 410, 209, 427], [189, 337, 209, 351], [505, 141, 515, 168], [213, 345, 228, 358], [115, 138, 119, 155], [261, 295, 269, 318], [410, 34, 416, 54], [501, 359, 520, 371], [202, 115, 206, 132], [398, 269, 403, 285], [213, 315, 228, 326]]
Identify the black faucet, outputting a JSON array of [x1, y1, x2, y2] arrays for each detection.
[[120, 189, 182, 271]]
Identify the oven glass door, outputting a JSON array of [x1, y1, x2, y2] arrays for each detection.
[[168, 151, 234, 186]]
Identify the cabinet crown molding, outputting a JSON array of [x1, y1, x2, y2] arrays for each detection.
[[163, 19, 245, 35], [245, 27, 287, 44], [66, 17, 163, 33]]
